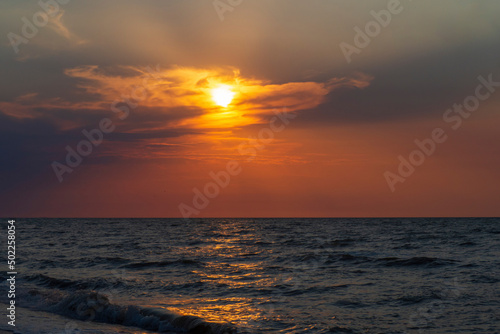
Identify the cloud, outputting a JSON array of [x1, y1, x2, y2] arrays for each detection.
[[0, 64, 374, 189], [45, 7, 88, 46], [11, 7, 87, 61], [63, 65, 373, 129]]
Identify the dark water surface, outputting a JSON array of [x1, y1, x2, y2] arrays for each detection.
[[1, 218, 499, 333]]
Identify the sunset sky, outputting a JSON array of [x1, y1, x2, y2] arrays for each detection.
[[1, 0, 499, 217]]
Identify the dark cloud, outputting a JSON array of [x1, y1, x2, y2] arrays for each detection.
[[0, 107, 202, 195], [300, 41, 500, 124]]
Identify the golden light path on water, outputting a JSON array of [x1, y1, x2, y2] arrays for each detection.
[[146, 222, 284, 329], [152, 261, 277, 327]]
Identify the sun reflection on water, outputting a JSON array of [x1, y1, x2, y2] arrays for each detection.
[[155, 220, 280, 329]]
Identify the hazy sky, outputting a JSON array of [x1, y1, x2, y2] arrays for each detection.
[[1, 0, 499, 217]]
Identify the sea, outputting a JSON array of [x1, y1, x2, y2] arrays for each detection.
[[1, 218, 499, 334]]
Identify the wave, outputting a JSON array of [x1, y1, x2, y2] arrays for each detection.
[[24, 273, 216, 296], [321, 238, 357, 248], [321, 254, 457, 267], [20, 289, 236, 334], [120, 258, 202, 269], [470, 274, 500, 284], [378, 256, 457, 267], [333, 299, 366, 308], [328, 326, 357, 333], [458, 241, 476, 246], [396, 291, 447, 305], [325, 253, 371, 264], [25, 274, 124, 291]]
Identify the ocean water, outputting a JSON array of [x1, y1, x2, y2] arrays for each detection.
[[1, 218, 499, 334]]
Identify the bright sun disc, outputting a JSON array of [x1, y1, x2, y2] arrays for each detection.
[[211, 85, 235, 107]]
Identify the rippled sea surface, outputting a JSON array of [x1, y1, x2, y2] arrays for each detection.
[[1, 218, 499, 333]]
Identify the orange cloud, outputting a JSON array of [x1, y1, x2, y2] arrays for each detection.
[[63, 65, 373, 130], [1, 66, 373, 164]]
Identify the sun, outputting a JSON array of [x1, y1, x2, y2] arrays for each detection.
[[211, 85, 235, 108]]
